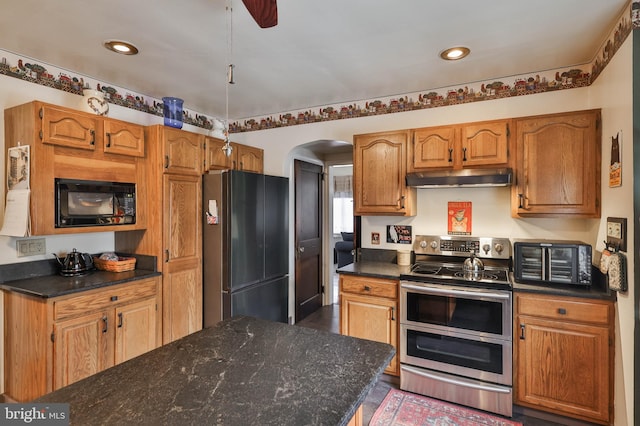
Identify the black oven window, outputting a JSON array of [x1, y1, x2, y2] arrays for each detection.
[[406, 329, 503, 375], [406, 293, 503, 335]]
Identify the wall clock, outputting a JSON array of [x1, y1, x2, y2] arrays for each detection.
[[606, 217, 626, 252]]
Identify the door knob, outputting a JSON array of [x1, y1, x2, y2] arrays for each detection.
[[298, 246, 305, 253]]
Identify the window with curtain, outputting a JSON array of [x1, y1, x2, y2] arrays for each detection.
[[333, 175, 353, 234]]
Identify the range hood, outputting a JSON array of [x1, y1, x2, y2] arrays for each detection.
[[406, 168, 513, 188]]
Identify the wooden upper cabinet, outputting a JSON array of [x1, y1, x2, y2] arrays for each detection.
[[410, 119, 510, 171], [103, 118, 145, 157], [152, 126, 203, 175], [234, 143, 264, 173], [204, 136, 233, 171], [4, 101, 145, 235], [461, 120, 510, 167], [411, 125, 457, 169], [40, 104, 98, 150], [204, 137, 264, 174], [353, 130, 416, 216], [512, 109, 601, 218]]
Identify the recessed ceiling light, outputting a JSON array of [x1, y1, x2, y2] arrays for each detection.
[[440, 47, 470, 61], [103, 40, 139, 55]]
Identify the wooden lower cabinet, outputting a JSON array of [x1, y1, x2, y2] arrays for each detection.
[[514, 293, 614, 425], [339, 275, 399, 376], [53, 310, 113, 390], [3, 277, 160, 402]]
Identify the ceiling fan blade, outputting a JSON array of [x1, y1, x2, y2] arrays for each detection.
[[241, 0, 278, 28]]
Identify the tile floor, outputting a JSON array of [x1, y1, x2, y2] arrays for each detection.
[[296, 304, 598, 426]]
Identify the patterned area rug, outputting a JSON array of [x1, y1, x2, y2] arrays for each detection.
[[369, 389, 522, 426]]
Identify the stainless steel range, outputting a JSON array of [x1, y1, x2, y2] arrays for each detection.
[[399, 235, 513, 417]]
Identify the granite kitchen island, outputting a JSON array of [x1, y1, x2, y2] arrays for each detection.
[[36, 316, 395, 425]]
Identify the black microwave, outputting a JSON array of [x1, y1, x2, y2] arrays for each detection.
[[513, 240, 592, 286], [55, 178, 136, 228]]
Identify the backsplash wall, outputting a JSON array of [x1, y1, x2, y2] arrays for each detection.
[[360, 187, 600, 250]]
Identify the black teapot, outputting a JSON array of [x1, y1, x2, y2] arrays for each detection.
[[53, 248, 94, 276]]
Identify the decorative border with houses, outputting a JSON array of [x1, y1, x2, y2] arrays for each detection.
[[0, 2, 632, 134], [230, 1, 631, 133], [0, 53, 215, 130]]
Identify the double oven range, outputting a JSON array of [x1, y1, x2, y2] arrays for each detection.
[[399, 235, 513, 417]]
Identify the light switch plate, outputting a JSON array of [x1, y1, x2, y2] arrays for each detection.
[[16, 238, 46, 257]]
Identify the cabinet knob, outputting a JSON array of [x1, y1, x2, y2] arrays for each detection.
[[557, 308, 567, 315], [448, 148, 453, 162], [106, 132, 112, 147], [102, 316, 108, 333], [462, 147, 468, 162], [118, 312, 123, 328], [363, 285, 371, 292]]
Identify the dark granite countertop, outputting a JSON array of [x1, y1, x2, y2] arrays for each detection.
[[37, 316, 395, 426], [338, 259, 615, 301], [0, 255, 160, 298], [336, 261, 409, 280]]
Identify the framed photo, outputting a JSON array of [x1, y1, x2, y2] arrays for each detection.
[[448, 201, 471, 235], [387, 225, 412, 244]]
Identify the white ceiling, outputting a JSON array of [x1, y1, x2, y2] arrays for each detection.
[[0, 0, 629, 121]]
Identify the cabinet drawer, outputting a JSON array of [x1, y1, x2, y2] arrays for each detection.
[[55, 279, 157, 321], [340, 275, 398, 299], [516, 294, 611, 325]]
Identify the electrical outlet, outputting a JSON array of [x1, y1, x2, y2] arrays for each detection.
[[16, 238, 46, 257]]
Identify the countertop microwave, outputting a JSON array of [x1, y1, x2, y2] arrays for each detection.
[[55, 178, 136, 227], [513, 240, 592, 286]]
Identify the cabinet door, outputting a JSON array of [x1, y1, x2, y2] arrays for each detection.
[[54, 310, 113, 390], [461, 120, 509, 167], [513, 110, 600, 217], [162, 127, 203, 175], [516, 315, 611, 424], [234, 144, 264, 173], [103, 119, 145, 157], [40, 105, 98, 150], [411, 126, 457, 170], [204, 136, 233, 171], [353, 131, 414, 216], [115, 298, 157, 364], [340, 293, 398, 375], [162, 174, 203, 343]]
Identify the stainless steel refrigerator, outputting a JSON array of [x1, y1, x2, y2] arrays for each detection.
[[202, 170, 289, 327]]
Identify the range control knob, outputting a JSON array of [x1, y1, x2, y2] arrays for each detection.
[[494, 243, 504, 254], [430, 240, 438, 249], [419, 240, 428, 249], [482, 244, 491, 254]]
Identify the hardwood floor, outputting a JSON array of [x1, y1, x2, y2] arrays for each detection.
[[296, 304, 598, 426]]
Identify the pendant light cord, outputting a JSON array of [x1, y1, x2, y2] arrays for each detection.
[[223, 0, 234, 156]]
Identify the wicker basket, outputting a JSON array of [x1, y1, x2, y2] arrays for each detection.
[[93, 256, 137, 272]]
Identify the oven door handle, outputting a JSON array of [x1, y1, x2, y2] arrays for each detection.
[[400, 282, 511, 300], [401, 365, 511, 394]]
